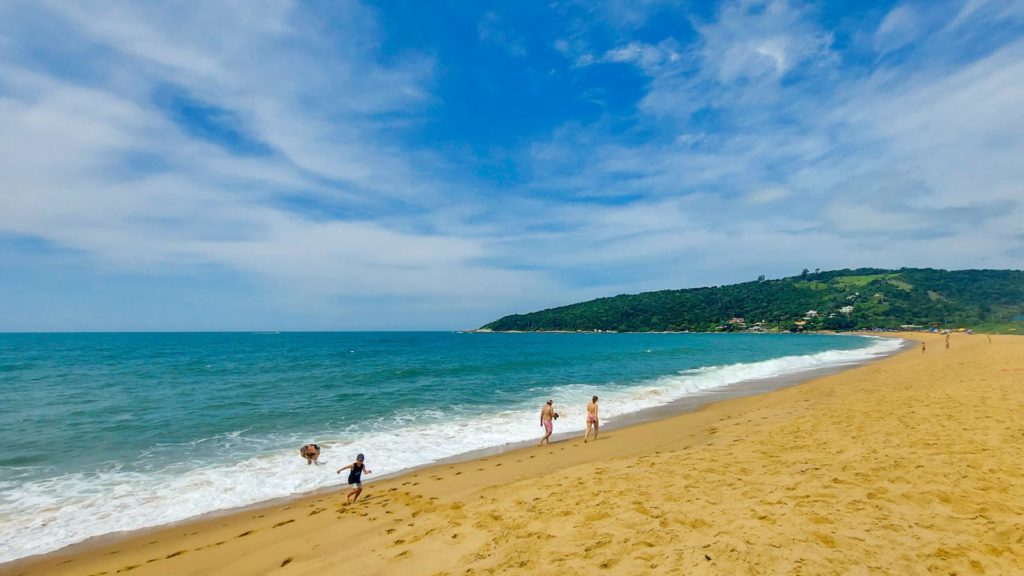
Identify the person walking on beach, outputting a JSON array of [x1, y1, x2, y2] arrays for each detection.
[[921, 342, 926, 354], [299, 443, 321, 465], [538, 400, 557, 446], [337, 454, 372, 503], [583, 396, 599, 443], [946, 333, 951, 349]]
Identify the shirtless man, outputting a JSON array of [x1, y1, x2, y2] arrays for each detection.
[[538, 400, 557, 446], [583, 395, 599, 443], [299, 443, 321, 465]]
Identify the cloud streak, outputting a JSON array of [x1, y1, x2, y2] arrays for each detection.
[[1, 0, 1022, 330]]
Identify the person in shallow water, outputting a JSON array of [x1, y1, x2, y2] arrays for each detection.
[[538, 399, 558, 446], [299, 443, 321, 465], [583, 395, 599, 443], [337, 453, 372, 502]]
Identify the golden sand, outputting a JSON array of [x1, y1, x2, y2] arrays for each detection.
[[4, 332, 1023, 575]]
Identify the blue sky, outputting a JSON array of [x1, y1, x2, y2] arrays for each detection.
[[1, 0, 1022, 331]]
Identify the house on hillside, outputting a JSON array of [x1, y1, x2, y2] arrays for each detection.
[[839, 305, 854, 315], [804, 310, 819, 319]]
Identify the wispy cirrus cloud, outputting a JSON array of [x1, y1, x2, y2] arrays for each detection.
[[0, 0, 561, 329], [519, 0, 1023, 284], [1, 0, 1022, 330]]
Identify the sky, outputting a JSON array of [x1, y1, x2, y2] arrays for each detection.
[[1, 0, 1023, 331]]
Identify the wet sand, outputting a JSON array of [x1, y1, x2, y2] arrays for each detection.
[[4, 332, 1023, 575]]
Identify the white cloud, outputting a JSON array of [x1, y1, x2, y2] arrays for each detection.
[[0, 0, 569, 329], [698, 0, 833, 83], [875, 4, 924, 54], [949, 0, 1024, 30], [1, 0, 1022, 330], [745, 186, 791, 204], [519, 0, 1024, 289], [602, 40, 681, 74]]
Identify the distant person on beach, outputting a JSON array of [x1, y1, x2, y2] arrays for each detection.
[[946, 334, 951, 349], [538, 400, 558, 446], [921, 342, 926, 354], [299, 443, 321, 465], [337, 454, 372, 502], [584, 396, 599, 443]]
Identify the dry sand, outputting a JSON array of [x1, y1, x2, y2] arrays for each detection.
[[4, 332, 1023, 575]]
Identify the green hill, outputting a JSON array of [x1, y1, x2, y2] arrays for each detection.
[[481, 268, 1024, 333]]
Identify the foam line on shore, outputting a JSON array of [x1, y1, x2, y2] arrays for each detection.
[[0, 336, 901, 562]]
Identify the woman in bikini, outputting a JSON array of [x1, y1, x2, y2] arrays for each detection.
[[584, 396, 599, 443]]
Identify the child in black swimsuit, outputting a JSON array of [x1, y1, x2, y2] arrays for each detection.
[[337, 453, 372, 502]]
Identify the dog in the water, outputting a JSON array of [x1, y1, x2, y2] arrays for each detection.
[[300, 443, 321, 465]]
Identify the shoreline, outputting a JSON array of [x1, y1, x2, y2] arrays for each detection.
[[6, 332, 1021, 574], [0, 335, 904, 568]]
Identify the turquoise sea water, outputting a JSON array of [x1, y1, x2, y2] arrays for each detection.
[[0, 332, 900, 561]]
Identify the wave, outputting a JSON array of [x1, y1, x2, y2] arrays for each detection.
[[0, 336, 903, 563]]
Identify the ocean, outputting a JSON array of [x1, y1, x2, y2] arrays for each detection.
[[0, 332, 902, 562]]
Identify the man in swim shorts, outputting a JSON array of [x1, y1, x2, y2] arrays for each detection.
[[337, 453, 372, 502], [584, 395, 599, 443], [538, 400, 557, 446], [299, 443, 321, 465]]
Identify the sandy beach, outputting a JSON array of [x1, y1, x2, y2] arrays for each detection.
[[4, 332, 1023, 575]]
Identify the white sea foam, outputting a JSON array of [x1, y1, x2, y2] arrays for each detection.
[[0, 336, 903, 563]]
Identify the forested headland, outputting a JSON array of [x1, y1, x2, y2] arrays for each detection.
[[481, 268, 1024, 333]]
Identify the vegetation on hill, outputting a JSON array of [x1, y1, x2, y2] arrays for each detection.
[[481, 268, 1024, 333]]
